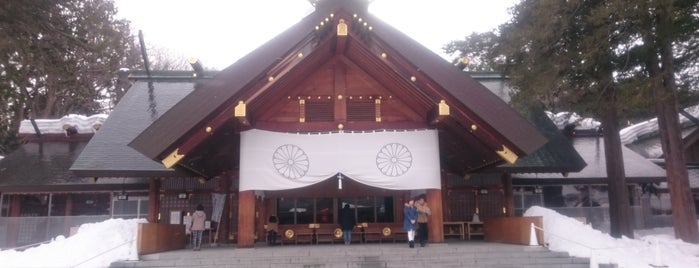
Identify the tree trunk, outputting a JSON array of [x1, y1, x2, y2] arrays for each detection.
[[601, 99, 633, 238], [649, 2, 699, 243]]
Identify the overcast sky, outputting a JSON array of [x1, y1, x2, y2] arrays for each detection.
[[114, 0, 519, 70]]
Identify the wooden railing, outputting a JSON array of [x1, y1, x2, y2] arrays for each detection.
[[137, 223, 186, 254], [483, 216, 543, 245]]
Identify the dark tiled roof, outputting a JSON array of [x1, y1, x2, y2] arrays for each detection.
[[492, 108, 586, 173], [0, 142, 84, 189], [512, 136, 667, 185], [70, 81, 194, 177], [0, 142, 149, 192]]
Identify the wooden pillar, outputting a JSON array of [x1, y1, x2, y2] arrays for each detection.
[[501, 173, 514, 217], [440, 171, 451, 220], [8, 195, 21, 247], [258, 196, 266, 241], [237, 190, 255, 248], [147, 178, 160, 223], [218, 173, 231, 244], [426, 188, 444, 243], [64, 194, 73, 235]]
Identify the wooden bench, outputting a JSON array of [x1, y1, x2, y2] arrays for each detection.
[[276, 224, 408, 245], [314, 225, 343, 244], [360, 224, 405, 243]]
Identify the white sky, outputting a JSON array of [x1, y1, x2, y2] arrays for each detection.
[[113, 0, 520, 70], [2, 207, 699, 267]]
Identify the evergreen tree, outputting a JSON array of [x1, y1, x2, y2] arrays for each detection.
[[0, 0, 141, 154], [446, 0, 699, 242]]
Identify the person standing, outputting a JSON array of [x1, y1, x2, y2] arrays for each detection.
[[416, 195, 431, 247], [266, 215, 279, 246], [403, 199, 418, 248], [339, 204, 356, 245], [189, 204, 207, 251]]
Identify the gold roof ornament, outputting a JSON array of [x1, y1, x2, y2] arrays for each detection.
[[496, 145, 518, 164], [337, 19, 348, 36], [162, 148, 184, 168]]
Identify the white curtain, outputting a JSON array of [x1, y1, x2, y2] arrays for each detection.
[[239, 129, 441, 191]]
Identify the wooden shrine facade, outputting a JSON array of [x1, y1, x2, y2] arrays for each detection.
[[71, 0, 548, 248]]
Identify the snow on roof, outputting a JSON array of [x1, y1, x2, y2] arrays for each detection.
[[620, 104, 699, 145], [546, 111, 601, 130], [18, 114, 108, 135]]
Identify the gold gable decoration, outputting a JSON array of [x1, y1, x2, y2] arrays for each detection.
[[162, 148, 184, 168], [234, 101, 246, 118], [337, 19, 348, 36], [496, 145, 518, 164], [438, 100, 450, 116]]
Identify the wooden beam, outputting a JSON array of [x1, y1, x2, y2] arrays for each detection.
[[334, 60, 347, 122]]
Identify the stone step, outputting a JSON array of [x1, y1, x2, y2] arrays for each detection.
[[110, 242, 591, 268]]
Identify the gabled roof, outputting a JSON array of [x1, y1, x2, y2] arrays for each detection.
[[0, 141, 148, 192], [492, 108, 587, 173], [70, 79, 194, 177], [512, 135, 667, 185], [128, 0, 546, 177]]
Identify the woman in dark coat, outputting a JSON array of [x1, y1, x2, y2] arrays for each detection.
[[403, 199, 418, 248], [339, 204, 356, 245]]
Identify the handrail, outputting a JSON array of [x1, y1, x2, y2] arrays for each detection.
[[70, 238, 136, 268], [530, 224, 667, 268]]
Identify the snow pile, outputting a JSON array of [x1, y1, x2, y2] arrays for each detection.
[[0, 218, 144, 268], [525, 206, 699, 268]]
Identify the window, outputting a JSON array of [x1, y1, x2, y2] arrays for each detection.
[[112, 195, 149, 219], [277, 198, 296, 225], [356, 196, 376, 223], [347, 98, 377, 121], [315, 198, 333, 223], [276, 196, 394, 224], [513, 187, 543, 216], [304, 99, 334, 122], [71, 193, 110, 216]]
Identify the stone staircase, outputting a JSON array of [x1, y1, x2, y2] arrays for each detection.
[[110, 242, 591, 268]]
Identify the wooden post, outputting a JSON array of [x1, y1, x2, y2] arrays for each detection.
[[218, 172, 231, 244], [256, 195, 265, 243], [237, 190, 255, 248], [8, 195, 21, 247], [441, 171, 451, 221], [501, 173, 514, 217], [147, 178, 160, 223], [64, 194, 73, 235], [426, 188, 444, 243]]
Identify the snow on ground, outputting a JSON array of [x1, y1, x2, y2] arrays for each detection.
[[0, 218, 144, 268], [1, 210, 699, 268], [525, 206, 699, 268]]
